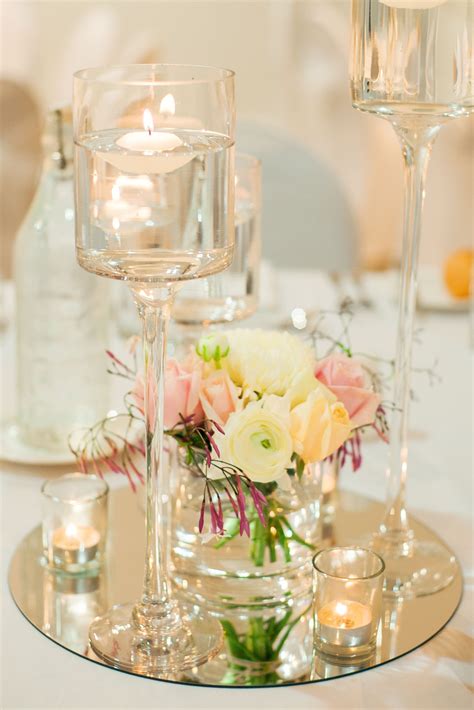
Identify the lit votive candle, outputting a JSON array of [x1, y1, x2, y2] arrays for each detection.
[[317, 600, 372, 648], [52, 523, 100, 567], [42, 473, 108, 573], [313, 547, 384, 661]]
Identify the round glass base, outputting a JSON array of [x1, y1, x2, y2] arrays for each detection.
[[372, 534, 458, 598], [89, 602, 223, 675], [9, 488, 463, 687]]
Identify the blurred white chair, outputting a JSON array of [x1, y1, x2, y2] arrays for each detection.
[[237, 120, 356, 270]]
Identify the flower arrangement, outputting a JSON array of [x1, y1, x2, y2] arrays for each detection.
[[72, 328, 385, 567]]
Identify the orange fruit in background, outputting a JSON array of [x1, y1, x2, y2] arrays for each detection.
[[443, 249, 473, 299]]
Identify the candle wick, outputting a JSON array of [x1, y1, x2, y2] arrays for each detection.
[[147, 128, 151, 136]]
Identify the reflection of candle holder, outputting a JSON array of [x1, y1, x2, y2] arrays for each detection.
[[312, 652, 373, 680], [42, 473, 108, 574], [42, 568, 106, 653], [312, 547, 384, 662]]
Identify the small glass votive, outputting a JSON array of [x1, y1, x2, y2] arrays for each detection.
[[312, 547, 384, 662], [42, 473, 108, 573]]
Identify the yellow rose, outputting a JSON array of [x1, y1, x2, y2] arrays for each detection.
[[290, 389, 352, 464], [218, 404, 293, 483], [328, 402, 352, 454]]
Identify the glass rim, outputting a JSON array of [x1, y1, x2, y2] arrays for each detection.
[[41, 472, 109, 503], [312, 546, 385, 580], [73, 63, 235, 87]]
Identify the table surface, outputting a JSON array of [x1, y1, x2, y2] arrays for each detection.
[[1, 270, 473, 710]]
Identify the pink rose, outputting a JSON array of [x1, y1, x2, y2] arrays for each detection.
[[164, 359, 204, 429], [315, 352, 380, 427], [132, 358, 204, 431], [199, 370, 240, 427]]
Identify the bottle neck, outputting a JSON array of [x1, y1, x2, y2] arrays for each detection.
[[42, 108, 73, 178]]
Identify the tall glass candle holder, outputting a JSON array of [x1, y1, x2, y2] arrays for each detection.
[[74, 64, 235, 674], [313, 547, 384, 662], [42, 473, 108, 574], [351, 0, 471, 597]]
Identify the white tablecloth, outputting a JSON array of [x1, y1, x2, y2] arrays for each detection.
[[1, 271, 472, 710]]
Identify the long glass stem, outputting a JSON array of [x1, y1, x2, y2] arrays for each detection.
[[131, 285, 175, 632], [380, 121, 441, 545]]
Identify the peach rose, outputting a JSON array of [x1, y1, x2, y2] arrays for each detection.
[[315, 352, 380, 427], [199, 369, 240, 428]]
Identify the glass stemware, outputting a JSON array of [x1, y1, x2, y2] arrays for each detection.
[[73, 64, 235, 672], [351, 0, 472, 597]]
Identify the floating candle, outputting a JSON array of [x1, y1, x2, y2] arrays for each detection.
[[101, 109, 193, 174]]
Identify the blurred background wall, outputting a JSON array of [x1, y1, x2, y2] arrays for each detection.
[[0, 0, 472, 278]]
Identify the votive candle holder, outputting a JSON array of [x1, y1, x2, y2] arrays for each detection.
[[42, 473, 108, 574], [313, 547, 384, 662]]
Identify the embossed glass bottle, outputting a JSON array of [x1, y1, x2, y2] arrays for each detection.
[[14, 109, 109, 451]]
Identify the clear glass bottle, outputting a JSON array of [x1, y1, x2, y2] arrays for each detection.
[[14, 108, 109, 451]]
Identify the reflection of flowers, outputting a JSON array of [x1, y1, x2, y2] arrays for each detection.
[[220, 606, 309, 686]]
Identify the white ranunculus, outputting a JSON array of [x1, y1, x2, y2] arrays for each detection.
[[218, 403, 293, 484], [220, 329, 318, 406]]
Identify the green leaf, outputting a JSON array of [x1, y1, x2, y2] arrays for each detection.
[[221, 621, 257, 662], [270, 610, 293, 640]]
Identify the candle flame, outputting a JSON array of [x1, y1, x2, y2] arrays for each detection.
[[111, 184, 121, 201], [159, 93, 176, 116], [143, 108, 154, 134], [65, 523, 78, 539], [335, 602, 348, 616]]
